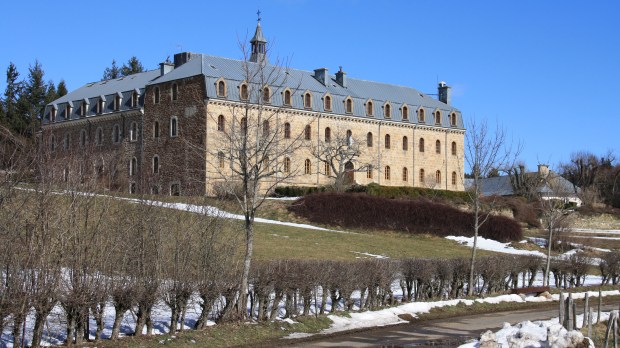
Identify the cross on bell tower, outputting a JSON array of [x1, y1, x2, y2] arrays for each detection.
[[250, 10, 268, 64]]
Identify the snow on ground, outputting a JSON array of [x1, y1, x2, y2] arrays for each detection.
[[265, 196, 301, 201], [571, 228, 620, 234], [285, 290, 620, 339], [351, 251, 389, 259], [446, 236, 547, 257]]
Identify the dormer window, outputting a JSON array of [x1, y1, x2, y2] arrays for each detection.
[[283, 89, 292, 106], [366, 100, 374, 116], [132, 91, 139, 108], [240, 83, 249, 100], [97, 98, 104, 114], [50, 107, 56, 122], [402, 105, 409, 120], [434, 110, 441, 124], [324, 95, 332, 111], [418, 108, 425, 123], [384, 103, 391, 118], [345, 97, 353, 114], [450, 112, 457, 127], [172, 83, 179, 100], [262, 86, 270, 104], [81, 101, 88, 117], [114, 94, 121, 111], [217, 80, 226, 98], [304, 92, 312, 109], [64, 105, 71, 119]]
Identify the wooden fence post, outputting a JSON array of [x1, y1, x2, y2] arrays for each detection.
[[589, 306, 594, 339], [559, 292, 565, 328], [567, 293, 574, 331], [599, 288, 603, 323], [583, 292, 590, 328]]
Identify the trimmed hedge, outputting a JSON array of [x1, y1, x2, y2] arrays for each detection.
[[289, 192, 523, 242]]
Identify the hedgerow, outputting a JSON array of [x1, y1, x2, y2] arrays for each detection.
[[289, 192, 523, 242]]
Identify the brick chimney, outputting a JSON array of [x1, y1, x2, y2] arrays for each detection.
[[438, 81, 451, 105], [314, 68, 328, 85], [335, 66, 347, 88]]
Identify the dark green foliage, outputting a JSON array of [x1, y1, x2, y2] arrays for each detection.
[[273, 186, 326, 197], [289, 192, 523, 242], [364, 183, 470, 202], [45, 80, 57, 104], [56, 80, 68, 97], [3, 62, 22, 129], [102, 59, 121, 80], [121, 56, 144, 76]]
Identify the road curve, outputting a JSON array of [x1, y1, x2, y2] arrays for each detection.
[[278, 301, 620, 347]]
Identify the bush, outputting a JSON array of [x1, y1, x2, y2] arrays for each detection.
[[289, 192, 523, 242], [487, 196, 540, 227], [273, 185, 327, 197], [364, 183, 469, 203]]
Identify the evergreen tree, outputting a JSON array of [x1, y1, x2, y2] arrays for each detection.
[[16, 60, 47, 136], [3, 62, 22, 129], [102, 59, 121, 80], [121, 56, 144, 76], [57, 80, 68, 97], [45, 80, 57, 104]]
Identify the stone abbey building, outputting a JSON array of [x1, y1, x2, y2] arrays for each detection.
[[41, 21, 465, 196]]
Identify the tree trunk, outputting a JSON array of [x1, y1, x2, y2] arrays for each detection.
[[31, 307, 52, 348], [468, 200, 480, 296], [238, 215, 254, 320], [544, 224, 554, 286], [110, 306, 126, 340]]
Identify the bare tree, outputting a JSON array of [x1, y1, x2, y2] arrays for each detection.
[[463, 118, 519, 296], [206, 41, 305, 320], [310, 127, 373, 192]]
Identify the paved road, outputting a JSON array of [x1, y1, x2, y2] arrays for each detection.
[[281, 301, 620, 347]]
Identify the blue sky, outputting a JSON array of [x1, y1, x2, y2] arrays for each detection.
[[1, 0, 618, 170]]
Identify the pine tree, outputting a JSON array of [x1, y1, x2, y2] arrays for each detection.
[[57, 80, 68, 97], [16, 60, 47, 136], [3, 62, 22, 129], [121, 56, 144, 76], [45, 80, 57, 104], [102, 59, 121, 80]]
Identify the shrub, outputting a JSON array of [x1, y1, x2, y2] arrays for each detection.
[[486, 196, 540, 227], [365, 183, 469, 203], [273, 185, 326, 197], [289, 192, 523, 242]]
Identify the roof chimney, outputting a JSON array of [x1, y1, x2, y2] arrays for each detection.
[[159, 61, 174, 76], [335, 66, 346, 88], [438, 81, 451, 105], [538, 164, 550, 178], [314, 68, 328, 85], [173, 52, 195, 68]]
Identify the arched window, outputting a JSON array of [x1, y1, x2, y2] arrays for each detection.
[[217, 115, 225, 132], [284, 90, 291, 106], [218, 151, 225, 169], [80, 129, 87, 147], [367, 132, 373, 147], [262, 87, 270, 103], [419, 169, 425, 183], [452, 171, 457, 186], [50, 135, 56, 151], [284, 122, 291, 139], [451, 141, 457, 156], [304, 159, 311, 175], [418, 108, 425, 123], [384, 134, 391, 149], [384, 104, 391, 118], [172, 83, 179, 100], [240, 117, 247, 135], [304, 93, 312, 109], [450, 113, 457, 126], [345, 98, 353, 114], [154, 87, 160, 104], [402, 136, 408, 151], [262, 120, 270, 136], [284, 157, 291, 173], [50, 108, 56, 122], [402, 106, 409, 120], [435, 111, 441, 124], [154, 121, 160, 139], [324, 127, 331, 142], [304, 125, 311, 140], [130, 122, 138, 142], [130, 183, 136, 194], [263, 156, 270, 169], [325, 162, 331, 176], [435, 140, 441, 154], [96, 127, 103, 145], [153, 155, 159, 174], [366, 100, 373, 116], [217, 80, 226, 97], [324, 95, 332, 111], [384, 166, 391, 180], [170, 117, 178, 137], [367, 165, 373, 179], [129, 157, 137, 176], [170, 183, 180, 196], [240, 83, 249, 100], [436, 170, 442, 184], [419, 138, 425, 152], [63, 133, 70, 150], [402, 167, 408, 182], [113, 124, 120, 143]]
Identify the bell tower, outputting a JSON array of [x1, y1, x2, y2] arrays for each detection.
[[250, 11, 268, 64]]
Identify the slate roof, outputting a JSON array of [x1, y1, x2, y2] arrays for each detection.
[[466, 173, 579, 197], [43, 70, 160, 123], [44, 53, 463, 128]]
